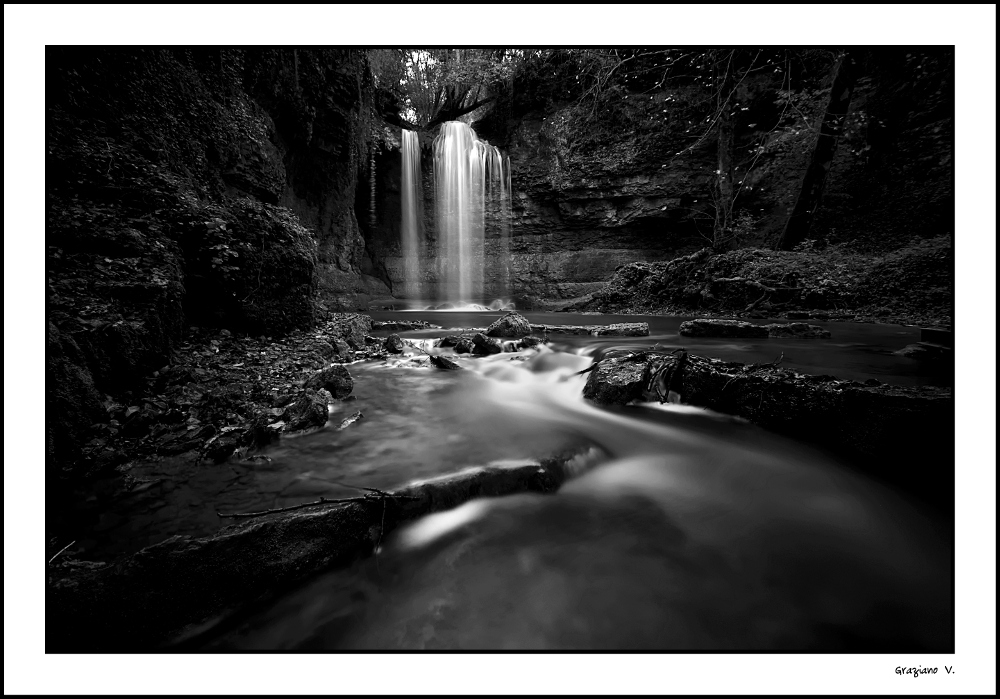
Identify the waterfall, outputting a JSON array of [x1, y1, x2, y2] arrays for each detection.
[[400, 129, 422, 298], [432, 122, 511, 304]]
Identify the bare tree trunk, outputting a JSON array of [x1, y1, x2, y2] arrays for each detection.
[[713, 52, 736, 250], [778, 52, 856, 250]]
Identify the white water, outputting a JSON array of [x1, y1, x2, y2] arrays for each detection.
[[432, 122, 511, 304], [400, 130, 423, 298], [207, 339, 951, 651]]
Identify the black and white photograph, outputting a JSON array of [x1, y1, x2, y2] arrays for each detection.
[[6, 4, 996, 696]]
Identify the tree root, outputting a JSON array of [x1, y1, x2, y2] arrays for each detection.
[[216, 490, 418, 520]]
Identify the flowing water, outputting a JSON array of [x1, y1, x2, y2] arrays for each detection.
[[399, 129, 423, 298], [432, 122, 511, 303], [70, 311, 952, 651]]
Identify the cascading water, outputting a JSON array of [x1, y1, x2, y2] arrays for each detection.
[[400, 129, 423, 298], [432, 121, 511, 305], [202, 329, 951, 651]]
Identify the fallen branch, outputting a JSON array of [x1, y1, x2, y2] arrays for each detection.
[[403, 339, 431, 356], [216, 492, 418, 520], [749, 352, 784, 370], [49, 540, 77, 565]]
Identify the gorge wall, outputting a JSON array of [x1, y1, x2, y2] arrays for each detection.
[[46, 48, 387, 474], [364, 49, 952, 308], [47, 48, 953, 473]]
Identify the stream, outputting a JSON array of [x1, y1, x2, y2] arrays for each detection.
[[71, 312, 952, 650]]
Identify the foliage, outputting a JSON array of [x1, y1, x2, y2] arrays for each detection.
[[369, 49, 525, 131], [587, 236, 951, 327]]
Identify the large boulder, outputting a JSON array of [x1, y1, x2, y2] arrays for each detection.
[[384, 334, 405, 354], [284, 388, 333, 432], [303, 365, 353, 399], [471, 333, 503, 355], [679, 319, 769, 338], [486, 311, 531, 338], [582, 351, 953, 503], [581, 353, 649, 405]]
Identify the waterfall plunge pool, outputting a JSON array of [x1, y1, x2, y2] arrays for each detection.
[[67, 311, 952, 651], [195, 312, 950, 650]]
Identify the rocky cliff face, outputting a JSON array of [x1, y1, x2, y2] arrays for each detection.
[[364, 114, 711, 306], [364, 49, 951, 308], [502, 112, 712, 305], [46, 48, 384, 475]]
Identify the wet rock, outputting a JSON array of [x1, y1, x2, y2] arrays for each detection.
[[337, 411, 364, 430], [472, 333, 503, 355], [764, 322, 831, 339], [679, 319, 769, 338], [454, 338, 475, 354], [284, 388, 333, 433], [529, 322, 649, 337], [894, 343, 952, 361], [581, 354, 648, 405], [438, 335, 462, 348], [200, 429, 244, 463], [373, 320, 440, 331], [46, 455, 573, 651], [384, 334, 405, 354], [430, 355, 461, 371], [242, 415, 282, 451], [330, 338, 352, 360], [328, 313, 373, 350], [303, 365, 353, 399], [518, 336, 545, 349], [486, 311, 531, 338], [583, 351, 953, 475]]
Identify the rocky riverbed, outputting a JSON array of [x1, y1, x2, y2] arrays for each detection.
[[46, 308, 954, 652]]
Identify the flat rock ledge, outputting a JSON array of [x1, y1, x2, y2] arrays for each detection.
[[679, 318, 831, 339], [372, 320, 442, 331], [529, 322, 649, 337], [47, 455, 576, 652], [582, 351, 952, 475]]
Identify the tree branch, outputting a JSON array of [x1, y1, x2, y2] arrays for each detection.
[[425, 96, 495, 129]]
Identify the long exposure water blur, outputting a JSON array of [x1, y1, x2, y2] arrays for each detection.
[[115, 309, 952, 652]]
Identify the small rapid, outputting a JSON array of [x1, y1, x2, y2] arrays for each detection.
[[204, 327, 951, 651]]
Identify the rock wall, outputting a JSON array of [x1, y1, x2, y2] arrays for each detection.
[[502, 113, 711, 305], [363, 49, 952, 308], [46, 48, 384, 475]]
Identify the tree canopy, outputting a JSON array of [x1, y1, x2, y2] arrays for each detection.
[[370, 49, 525, 131]]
